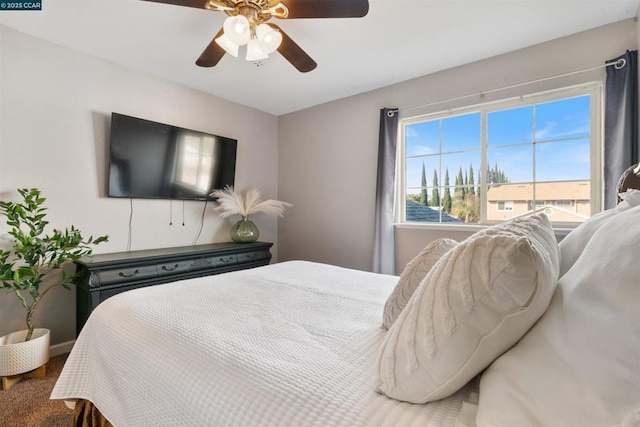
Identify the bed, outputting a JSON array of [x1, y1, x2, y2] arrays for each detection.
[[51, 166, 640, 427]]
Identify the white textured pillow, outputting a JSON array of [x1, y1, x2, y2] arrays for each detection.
[[476, 204, 640, 427], [377, 213, 559, 403], [382, 238, 457, 330], [559, 189, 640, 277]]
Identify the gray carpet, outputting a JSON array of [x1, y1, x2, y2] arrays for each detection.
[[1, 353, 72, 427]]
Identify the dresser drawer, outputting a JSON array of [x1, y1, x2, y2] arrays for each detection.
[[237, 250, 269, 264], [91, 265, 158, 287], [156, 260, 192, 277], [189, 254, 237, 271]]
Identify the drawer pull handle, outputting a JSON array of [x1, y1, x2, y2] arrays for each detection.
[[219, 257, 232, 263], [161, 264, 180, 272], [246, 253, 258, 259], [119, 269, 140, 278]]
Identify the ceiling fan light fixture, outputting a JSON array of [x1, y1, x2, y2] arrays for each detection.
[[147, 0, 370, 72], [223, 15, 250, 45], [246, 38, 269, 61], [256, 24, 282, 54], [214, 33, 239, 57]]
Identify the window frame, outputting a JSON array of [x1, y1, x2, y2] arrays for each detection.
[[395, 82, 603, 228]]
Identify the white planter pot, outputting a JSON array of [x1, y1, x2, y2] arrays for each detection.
[[0, 328, 50, 377]]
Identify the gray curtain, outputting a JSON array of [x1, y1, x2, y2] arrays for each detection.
[[373, 108, 399, 275], [604, 50, 638, 208]]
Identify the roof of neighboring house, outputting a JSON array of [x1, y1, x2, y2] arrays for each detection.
[[486, 180, 590, 201], [405, 200, 462, 223]]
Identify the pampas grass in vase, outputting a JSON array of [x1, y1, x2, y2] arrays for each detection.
[[210, 186, 292, 243]]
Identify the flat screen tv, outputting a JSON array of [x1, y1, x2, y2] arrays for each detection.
[[108, 113, 237, 201]]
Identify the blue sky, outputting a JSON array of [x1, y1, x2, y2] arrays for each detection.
[[405, 95, 591, 192]]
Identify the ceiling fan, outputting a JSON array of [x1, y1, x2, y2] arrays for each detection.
[[141, 0, 370, 72]]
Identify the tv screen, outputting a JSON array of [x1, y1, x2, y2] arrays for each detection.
[[107, 113, 237, 201]]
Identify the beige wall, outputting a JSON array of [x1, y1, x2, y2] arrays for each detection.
[[0, 25, 278, 348], [278, 19, 638, 274]]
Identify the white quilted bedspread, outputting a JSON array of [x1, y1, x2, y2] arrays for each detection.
[[51, 261, 477, 426]]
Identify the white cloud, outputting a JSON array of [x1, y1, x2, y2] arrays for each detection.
[[535, 119, 590, 140], [534, 121, 558, 140], [405, 127, 420, 138], [411, 145, 436, 156]]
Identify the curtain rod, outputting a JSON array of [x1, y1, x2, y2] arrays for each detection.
[[400, 58, 626, 114]]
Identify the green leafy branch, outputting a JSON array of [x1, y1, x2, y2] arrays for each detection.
[[0, 188, 108, 340]]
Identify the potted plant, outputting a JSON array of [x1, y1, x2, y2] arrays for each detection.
[[210, 186, 291, 243], [0, 188, 108, 384]]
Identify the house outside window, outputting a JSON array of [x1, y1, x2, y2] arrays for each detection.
[[398, 82, 601, 227]]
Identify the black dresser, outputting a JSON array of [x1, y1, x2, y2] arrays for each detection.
[[75, 241, 273, 335]]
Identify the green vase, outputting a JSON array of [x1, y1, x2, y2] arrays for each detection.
[[230, 217, 259, 243]]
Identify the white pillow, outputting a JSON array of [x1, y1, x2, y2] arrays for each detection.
[[559, 188, 640, 277], [476, 204, 640, 427], [376, 213, 559, 404], [382, 238, 457, 330]]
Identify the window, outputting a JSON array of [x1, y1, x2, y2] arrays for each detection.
[[399, 83, 601, 226], [175, 131, 217, 192], [497, 201, 514, 211]]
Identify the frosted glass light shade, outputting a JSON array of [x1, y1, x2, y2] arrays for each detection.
[[246, 38, 268, 61], [215, 34, 239, 57], [256, 24, 282, 54], [223, 15, 250, 45]]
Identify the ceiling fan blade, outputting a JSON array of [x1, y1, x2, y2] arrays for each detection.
[[196, 29, 226, 67], [140, 0, 209, 10], [280, 0, 369, 19], [272, 25, 317, 73]]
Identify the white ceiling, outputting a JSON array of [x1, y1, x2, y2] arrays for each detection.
[[1, 0, 638, 115]]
